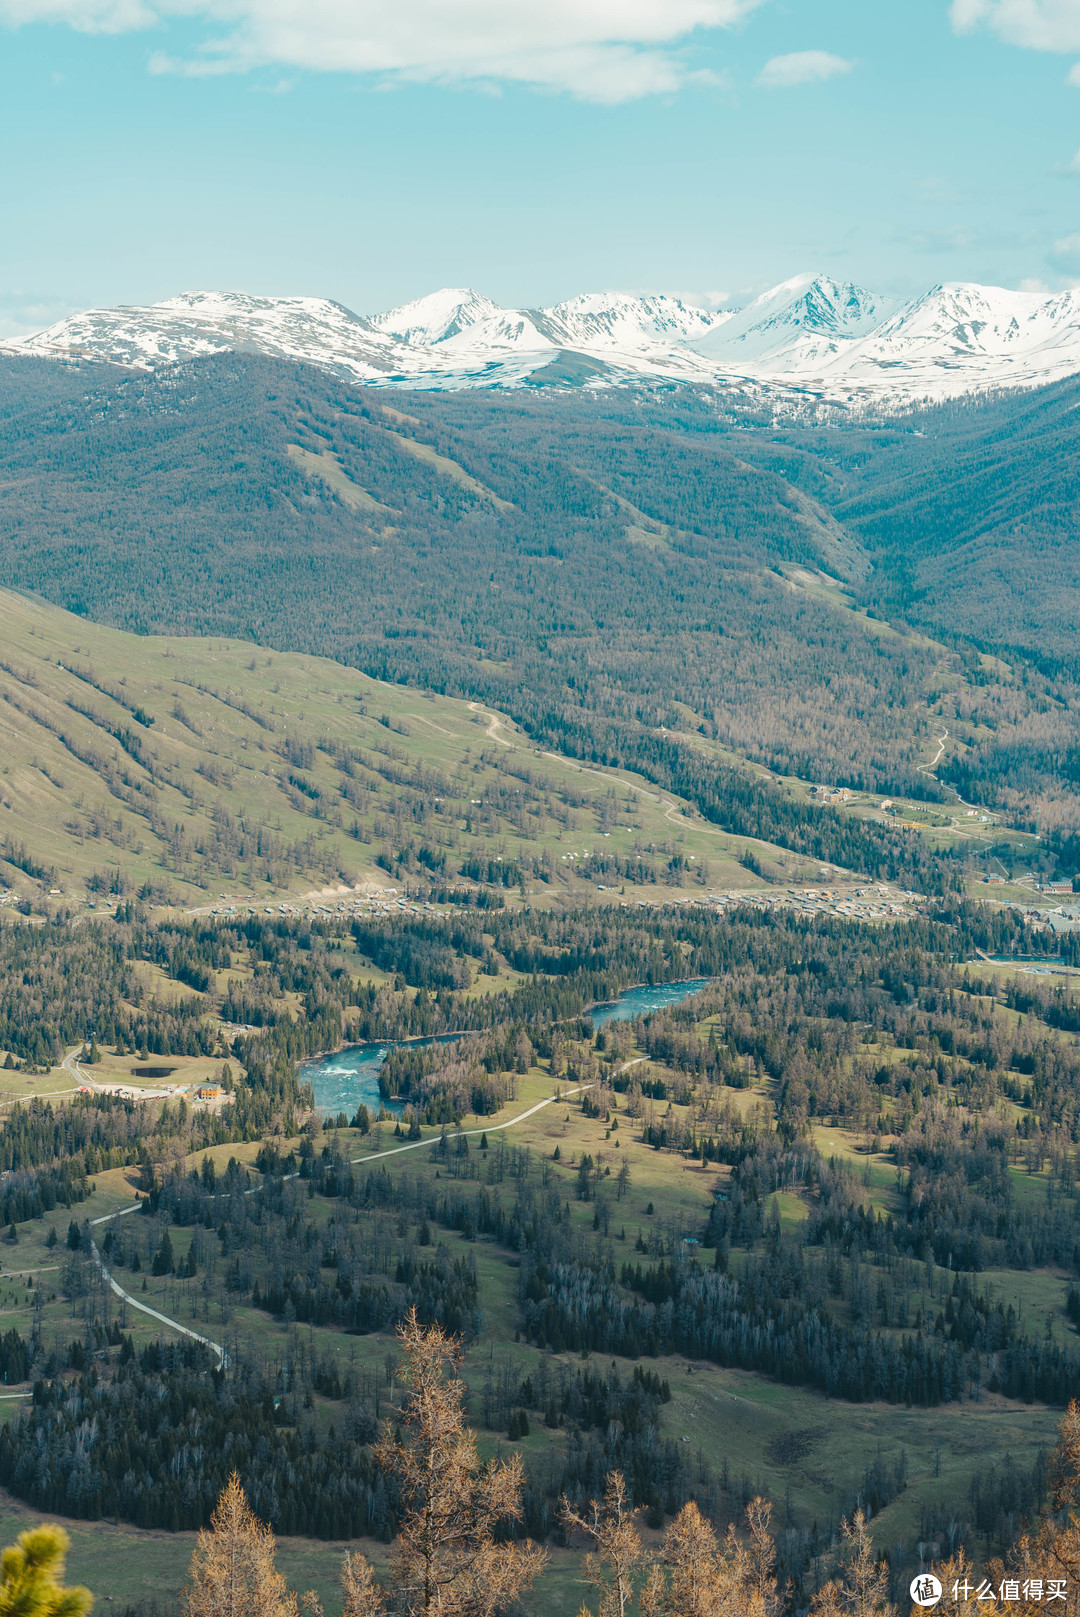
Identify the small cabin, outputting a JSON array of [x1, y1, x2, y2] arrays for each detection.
[[195, 1084, 222, 1102]]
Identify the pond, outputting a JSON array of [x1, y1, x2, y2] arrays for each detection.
[[301, 977, 712, 1116]]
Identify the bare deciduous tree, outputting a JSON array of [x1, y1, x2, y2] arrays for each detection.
[[561, 1471, 644, 1617], [345, 1307, 546, 1617]]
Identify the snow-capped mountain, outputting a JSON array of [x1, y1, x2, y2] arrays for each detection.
[[8, 291, 406, 379], [821, 282, 1080, 392], [9, 275, 1080, 406], [694, 274, 900, 369], [369, 288, 520, 348], [534, 291, 723, 353]]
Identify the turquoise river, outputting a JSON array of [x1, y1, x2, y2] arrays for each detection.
[[300, 978, 711, 1117]]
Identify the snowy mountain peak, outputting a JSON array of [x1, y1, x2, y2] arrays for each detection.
[[370, 288, 554, 357], [791, 275, 888, 332], [8, 275, 1080, 406], [369, 288, 504, 346], [744, 272, 878, 318], [695, 274, 899, 366], [537, 290, 722, 352]]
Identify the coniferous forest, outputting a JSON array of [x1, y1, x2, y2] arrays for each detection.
[[0, 888, 1076, 1611]]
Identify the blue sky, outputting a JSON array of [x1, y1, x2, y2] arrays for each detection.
[[2, 0, 1080, 332]]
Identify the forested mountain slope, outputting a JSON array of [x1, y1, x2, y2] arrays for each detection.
[[0, 357, 990, 797], [0, 354, 1078, 842], [780, 377, 1080, 674], [721, 379, 1080, 829]]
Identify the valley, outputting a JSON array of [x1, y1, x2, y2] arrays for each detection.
[[0, 323, 1079, 1617], [6, 7, 1080, 1615], [0, 898, 1077, 1611], [2, 353, 1078, 871]]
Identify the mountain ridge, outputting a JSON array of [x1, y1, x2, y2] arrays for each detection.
[[9, 274, 1080, 406]]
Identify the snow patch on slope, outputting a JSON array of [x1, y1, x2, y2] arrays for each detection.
[[536, 291, 724, 352], [9, 291, 404, 379]]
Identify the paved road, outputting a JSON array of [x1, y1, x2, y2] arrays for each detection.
[[82, 1081, 600, 1371], [344, 1081, 595, 1167], [61, 1047, 101, 1093], [87, 1217, 229, 1369], [61, 1047, 181, 1101]]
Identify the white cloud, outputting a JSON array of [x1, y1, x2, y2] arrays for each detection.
[[0, 0, 766, 101], [0, 289, 82, 339], [147, 49, 232, 76], [1050, 231, 1080, 270], [916, 175, 972, 203], [951, 0, 1080, 52], [0, 0, 153, 28], [756, 49, 853, 88]]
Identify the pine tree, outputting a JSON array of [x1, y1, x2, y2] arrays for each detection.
[[152, 1230, 174, 1277], [181, 1472, 297, 1617], [0, 1524, 91, 1617], [345, 1307, 546, 1617]]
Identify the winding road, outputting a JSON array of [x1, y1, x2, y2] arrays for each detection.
[[467, 701, 513, 747], [83, 1082, 601, 1370], [913, 726, 1001, 843], [925, 729, 949, 773]]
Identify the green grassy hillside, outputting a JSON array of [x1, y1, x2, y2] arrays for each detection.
[[0, 588, 800, 906]]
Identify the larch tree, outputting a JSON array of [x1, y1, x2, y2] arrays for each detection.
[[739, 1497, 783, 1617], [917, 1551, 983, 1617], [982, 1399, 1080, 1617], [0, 1524, 92, 1617], [340, 1552, 386, 1617], [346, 1307, 546, 1617], [181, 1472, 297, 1617], [638, 1495, 780, 1617], [560, 1471, 643, 1617], [810, 1512, 895, 1617], [639, 1500, 720, 1617]]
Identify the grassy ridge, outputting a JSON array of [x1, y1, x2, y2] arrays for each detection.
[[0, 589, 800, 905]]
